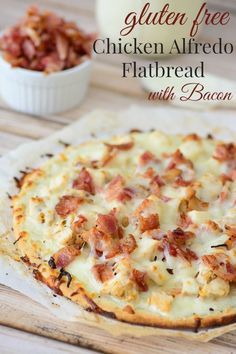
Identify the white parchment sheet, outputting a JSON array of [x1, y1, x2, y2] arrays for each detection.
[[0, 106, 236, 342]]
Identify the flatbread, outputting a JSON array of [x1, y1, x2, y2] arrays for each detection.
[[11, 126, 236, 331], [0, 110, 234, 340]]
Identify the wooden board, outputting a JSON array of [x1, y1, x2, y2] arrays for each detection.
[[0, 0, 236, 353]]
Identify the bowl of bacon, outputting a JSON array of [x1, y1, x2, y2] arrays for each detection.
[[0, 6, 94, 115]]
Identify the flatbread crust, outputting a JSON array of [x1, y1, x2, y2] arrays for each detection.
[[12, 130, 236, 331]]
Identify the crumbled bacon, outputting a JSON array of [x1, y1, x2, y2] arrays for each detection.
[[174, 176, 192, 187], [202, 254, 236, 282], [163, 228, 197, 263], [151, 175, 165, 188], [96, 211, 119, 237], [55, 195, 83, 217], [52, 245, 81, 268], [178, 213, 193, 229], [168, 228, 194, 246], [143, 167, 155, 178], [92, 264, 113, 283], [131, 269, 148, 292], [106, 175, 134, 202], [85, 226, 120, 259], [139, 151, 158, 166], [150, 175, 165, 195], [166, 149, 193, 170], [213, 143, 236, 162], [105, 142, 134, 151], [225, 225, 236, 249], [120, 234, 137, 254], [139, 214, 160, 233], [72, 168, 95, 195], [72, 215, 87, 234], [0, 6, 94, 73]]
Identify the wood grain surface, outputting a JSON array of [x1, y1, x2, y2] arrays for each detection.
[[0, 0, 235, 353]]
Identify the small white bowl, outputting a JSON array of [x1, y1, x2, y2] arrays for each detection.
[[0, 55, 92, 116]]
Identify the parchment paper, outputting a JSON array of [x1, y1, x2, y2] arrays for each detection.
[[0, 106, 236, 342]]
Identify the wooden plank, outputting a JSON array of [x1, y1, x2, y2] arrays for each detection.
[[0, 284, 235, 354], [0, 108, 63, 139], [0, 325, 96, 354]]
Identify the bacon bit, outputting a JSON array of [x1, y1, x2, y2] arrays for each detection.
[[0, 6, 93, 73], [178, 213, 193, 229], [169, 228, 194, 246], [163, 239, 177, 257], [225, 225, 236, 249], [105, 142, 134, 151], [131, 269, 148, 292], [55, 195, 83, 217], [120, 234, 137, 254], [123, 305, 135, 314], [150, 174, 166, 197], [166, 149, 193, 170], [163, 238, 198, 262], [22, 39, 35, 60], [143, 167, 155, 178], [202, 254, 236, 282], [174, 176, 192, 187], [151, 175, 165, 188], [53, 245, 81, 268], [85, 227, 120, 259], [106, 175, 134, 202], [119, 188, 134, 202], [184, 248, 199, 262], [139, 151, 159, 166], [134, 198, 153, 217], [163, 229, 197, 262], [92, 264, 113, 283], [96, 211, 119, 237], [72, 168, 95, 195], [139, 214, 160, 233], [213, 143, 236, 162], [206, 220, 222, 233], [220, 191, 228, 202], [72, 215, 88, 234]]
